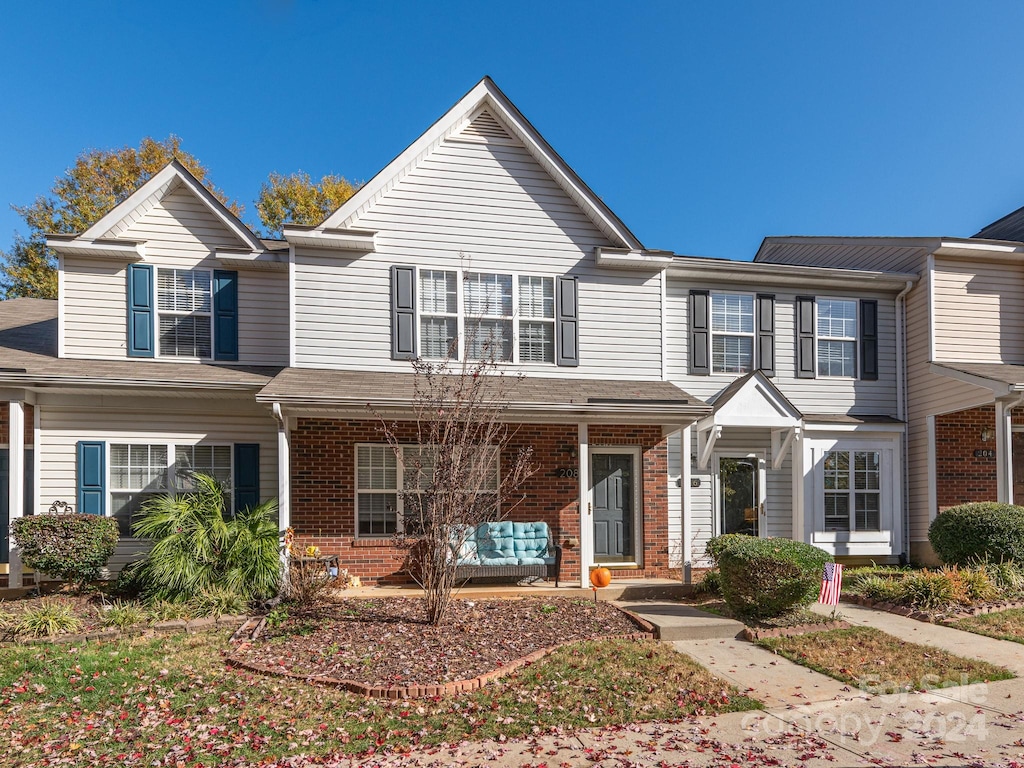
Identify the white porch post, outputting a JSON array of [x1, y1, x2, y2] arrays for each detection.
[[577, 422, 591, 589], [273, 404, 291, 576], [681, 424, 692, 584], [791, 425, 805, 543], [996, 399, 1014, 504], [8, 400, 25, 588]]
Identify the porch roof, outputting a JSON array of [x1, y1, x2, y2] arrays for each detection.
[[931, 362, 1024, 395], [257, 367, 710, 423]]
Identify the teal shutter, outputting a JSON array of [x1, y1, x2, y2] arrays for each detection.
[[234, 443, 260, 513], [391, 266, 417, 360], [213, 270, 239, 361], [77, 441, 106, 515], [556, 276, 579, 366], [126, 264, 155, 358]]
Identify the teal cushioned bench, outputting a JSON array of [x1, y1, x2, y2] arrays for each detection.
[[449, 521, 562, 586]]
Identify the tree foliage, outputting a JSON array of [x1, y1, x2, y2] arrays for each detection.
[[1, 136, 240, 299], [256, 171, 359, 238], [371, 345, 535, 626]]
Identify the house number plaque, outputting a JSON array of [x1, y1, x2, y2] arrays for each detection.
[[974, 449, 995, 459], [557, 467, 579, 478]]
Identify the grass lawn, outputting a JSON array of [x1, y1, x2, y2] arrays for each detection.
[[757, 626, 1013, 692], [0, 630, 759, 765], [952, 607, 1024, 645]]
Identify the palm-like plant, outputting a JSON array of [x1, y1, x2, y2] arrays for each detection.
[[132, 473, 280, 601]]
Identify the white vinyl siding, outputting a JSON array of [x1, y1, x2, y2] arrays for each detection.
[[932, 258, 1024, 363], [292, 135, 663, 379], [60, 186, 288, 365], [666, 279, 899, 415], [36, 396, 277, 574]]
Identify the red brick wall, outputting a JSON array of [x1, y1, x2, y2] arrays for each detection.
[[0, 403, 34, 446], [289, 419, 671, 584], [935, 406, 997, 509]]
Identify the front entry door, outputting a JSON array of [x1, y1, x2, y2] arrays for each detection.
[[719, 457, 760, 537], [593, 453, 634, 562]]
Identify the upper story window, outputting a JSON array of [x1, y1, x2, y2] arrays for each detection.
[[822, 449, 881, 532], [416, 269, 556, 364], [710, 293, 754, 374], [817, 298, 857, 378], [157, 268, 212, 358]]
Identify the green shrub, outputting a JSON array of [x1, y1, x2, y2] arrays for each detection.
[[132, 474, 280, 602], [189, 586, 249, 618], [978, 560, 1024, 596], [857, 574, 904, 603], [706, 535, 831, 621], [17, 600, 83, 637], [100, 600, 149, 630], [929, 503, 1024, 565], [694, 569, 721, 596], [944, 565, 999, 604], [11, 514, 119, 590], [146, 600, 192, 622], [0, 610, 17, 637], [899, 569, 956, 611]]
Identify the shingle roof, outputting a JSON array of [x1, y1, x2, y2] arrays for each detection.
[[257, 367, 708, 418], [934, 362, 1024, 388], [0, 298, 279, 389], [974, 206, 1024, 242]]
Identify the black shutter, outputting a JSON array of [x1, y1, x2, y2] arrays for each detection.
[[860, 299, 878, 381], [796, 296, 816, 379], [390, 266, 416, 360], [234, 443, 260, 513], [556, 276, 579, 367], [689, 290, 710, 375], [756, 294, 775, 377]]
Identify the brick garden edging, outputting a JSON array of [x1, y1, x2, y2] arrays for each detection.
[[742, 619, 850, 641], [225, 605, 656, 699], [0, 615, 248, 646], [847, 594, 1024, 624]]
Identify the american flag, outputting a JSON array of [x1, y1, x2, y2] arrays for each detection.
[[819, 562, 844, 605]]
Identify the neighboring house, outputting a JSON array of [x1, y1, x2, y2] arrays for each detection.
[[0, 77, 1015, 587]]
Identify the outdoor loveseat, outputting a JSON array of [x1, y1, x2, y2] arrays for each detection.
[[450, 521, 562, 587]]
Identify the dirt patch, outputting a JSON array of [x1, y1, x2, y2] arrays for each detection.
[[232, 596, 647, 689]]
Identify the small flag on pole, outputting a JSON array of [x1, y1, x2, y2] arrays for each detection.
[[819, 562, 843, 605]]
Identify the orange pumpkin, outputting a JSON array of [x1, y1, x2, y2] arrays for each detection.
[[590, 567, 612, 588]]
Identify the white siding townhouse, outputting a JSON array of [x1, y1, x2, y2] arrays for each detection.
[[1, 78, 1017, 587]]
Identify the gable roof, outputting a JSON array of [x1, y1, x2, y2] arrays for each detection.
[[48, 159, 266, 257], [292, 77, 644, 252], [704, 370, 802, 427]]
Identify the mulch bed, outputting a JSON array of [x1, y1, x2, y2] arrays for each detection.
[[846, 594, 1024, 624], [229, 596, 651, 695]]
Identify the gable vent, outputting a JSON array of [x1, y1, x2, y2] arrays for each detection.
[[455, 110, 520, 144]]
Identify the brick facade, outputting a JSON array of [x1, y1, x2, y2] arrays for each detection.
[[289, 418, 670, 584], [0, 403, 34, 446]]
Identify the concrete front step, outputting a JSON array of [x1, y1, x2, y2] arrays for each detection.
[[615, 600, 743, 640]]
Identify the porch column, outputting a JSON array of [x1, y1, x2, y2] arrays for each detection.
[[791, 425, 805, 543], [577, 422, 591, 589], [8, 400, 25, 588], [996, 399, 1014, 504], [680, 424, 692, 583], [273, 404, 291, 572]]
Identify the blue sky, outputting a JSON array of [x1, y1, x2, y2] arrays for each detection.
[[2, 1, 1024, 259]]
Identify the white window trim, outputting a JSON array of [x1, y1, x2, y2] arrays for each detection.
[[354, 443, 500, 539], [709, 290, 756, 376], [415, 267, 557, 365], [107, 441, 234, 538], [815, 296, 858, 379], [822, 449, 882, 533], [155, 265, 216, 361]]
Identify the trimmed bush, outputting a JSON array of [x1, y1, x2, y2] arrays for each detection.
[[928, 503, 1024, 565], [11, 514, 119, 590], [707, 535, 832, 621]]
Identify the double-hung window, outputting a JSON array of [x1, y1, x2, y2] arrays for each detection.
[[417, 269, 556, 364], [110, 444, 169, 536], [175, 444, 233, 493], [420, 270, 458, 359], [823, 450, 881, 532], [157, 268, 213, 358], [710, 293, 754, 374], [817, 299, 857, 377], [355, 444, 499, 538]]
